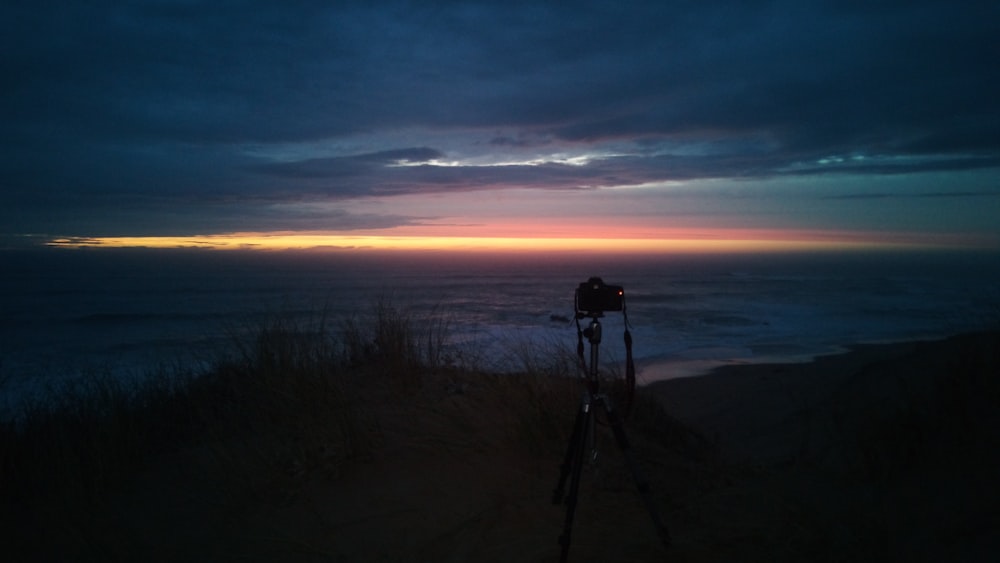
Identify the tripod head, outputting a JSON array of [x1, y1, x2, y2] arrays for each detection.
[[580, 315, 602, 346]]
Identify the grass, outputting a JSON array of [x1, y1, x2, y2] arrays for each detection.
[[0, 299, 708, 561]]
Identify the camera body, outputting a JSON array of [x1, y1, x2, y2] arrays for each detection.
[[575, 277, 624, 315]]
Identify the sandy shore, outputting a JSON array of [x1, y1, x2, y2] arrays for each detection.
[[648, 331, 1000, 561], [645, 337, 961, 464], [7, 331, 999, 562]]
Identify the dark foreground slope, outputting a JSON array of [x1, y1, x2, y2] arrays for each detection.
[[3, 330, 998, 562]]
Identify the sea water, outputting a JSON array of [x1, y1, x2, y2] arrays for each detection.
[[2, 248, 999, 413]]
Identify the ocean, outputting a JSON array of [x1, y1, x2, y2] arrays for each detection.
[[2, 248, 999, 412]]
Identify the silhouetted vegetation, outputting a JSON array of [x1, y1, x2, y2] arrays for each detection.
[[0, 299, 704, 561]]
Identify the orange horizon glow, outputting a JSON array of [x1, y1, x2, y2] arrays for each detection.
[[43, 227, 985, 253]]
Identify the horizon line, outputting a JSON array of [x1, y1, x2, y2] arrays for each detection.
[[39, 230, 997, 254]]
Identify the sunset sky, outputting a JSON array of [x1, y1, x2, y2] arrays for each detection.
[[3, 0, 998, 253]]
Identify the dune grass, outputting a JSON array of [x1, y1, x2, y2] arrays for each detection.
[[0, 299, 706, 560]]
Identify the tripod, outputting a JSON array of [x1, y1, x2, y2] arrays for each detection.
[[551, 315, 671, 562]]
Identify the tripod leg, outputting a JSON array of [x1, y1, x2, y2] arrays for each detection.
[[597, 395, 672, 549], [552, 393, 588, 504], [557, 395, 592, 563]]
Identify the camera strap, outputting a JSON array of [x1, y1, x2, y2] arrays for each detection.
[[623, 302, 636, 418], [574, 302, 638, 419]]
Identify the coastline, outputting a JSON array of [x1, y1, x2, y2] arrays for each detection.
[[636, 332, 970, 384], [644, 330, 1000, 560], [645, 330, 1000, 463]]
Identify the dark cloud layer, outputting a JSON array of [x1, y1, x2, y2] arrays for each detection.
[[2, 0, 998, 239]]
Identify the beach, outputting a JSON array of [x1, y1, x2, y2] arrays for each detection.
[[4, 330, 998, 562]]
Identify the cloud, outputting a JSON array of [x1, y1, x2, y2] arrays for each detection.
[[244, 144, 999, 202], [822, 189, 1000, 201], [254, 147, 445, 180], [7, 1, 997, 149], [1, 0, 998, 238]]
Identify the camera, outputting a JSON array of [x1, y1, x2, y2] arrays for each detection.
[[575, 277, 624, 315]]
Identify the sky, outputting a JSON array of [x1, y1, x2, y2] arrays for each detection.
[[3, 0, 999, 253]]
